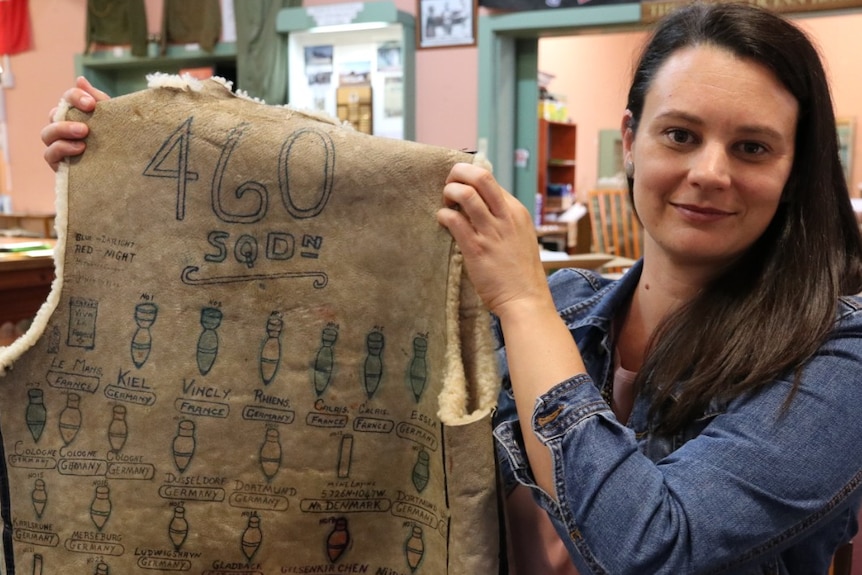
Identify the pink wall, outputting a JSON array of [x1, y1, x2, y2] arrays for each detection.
[[4, 0, 88, 214], [5, 4, 862, 215], [797, 13, 862, 197], [303, 0, 480, 152], [539, 14, 862, 200], [539, 30, 647, 200], [4, 0, 478, 215]]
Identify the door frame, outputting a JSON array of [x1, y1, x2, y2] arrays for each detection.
[[476, 4, 641, 209]]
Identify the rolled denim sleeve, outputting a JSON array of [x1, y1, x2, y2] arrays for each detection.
[[494, 373, 615, 494]]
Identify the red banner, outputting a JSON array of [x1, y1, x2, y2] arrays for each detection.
[[0, 0, 32, 55]]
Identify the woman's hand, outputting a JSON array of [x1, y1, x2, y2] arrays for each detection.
[[41, 76, 110, 171], [437, 162, 552, 320], [439, 163, 585, 499]]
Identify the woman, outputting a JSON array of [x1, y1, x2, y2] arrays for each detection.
[[438, 3, 862, 574], [43, 4, 862, 573]]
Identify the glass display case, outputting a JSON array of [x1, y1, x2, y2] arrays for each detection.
[[277, 2, 416, 140]]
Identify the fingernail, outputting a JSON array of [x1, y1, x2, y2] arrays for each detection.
[[81, 95, 94, 106]]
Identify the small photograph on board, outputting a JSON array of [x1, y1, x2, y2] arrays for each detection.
[[339, 61, 372, 86], [304, 45, 333, 66], [305, 45, 334, 86], [384, 76, 404, 118], [377, 42, 403, 72]]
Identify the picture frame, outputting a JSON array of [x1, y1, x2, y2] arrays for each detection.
[[836, 117, 854, 188], [417, 0, 477, 49]]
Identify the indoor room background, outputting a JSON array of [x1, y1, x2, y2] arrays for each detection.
[[3, 2, 862, 225]]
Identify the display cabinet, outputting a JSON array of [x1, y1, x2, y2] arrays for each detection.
[[276, 2, 416, 141]]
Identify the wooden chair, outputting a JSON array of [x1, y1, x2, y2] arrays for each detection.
[[587, 188, 642, 273], [829, 541, 853, 575]]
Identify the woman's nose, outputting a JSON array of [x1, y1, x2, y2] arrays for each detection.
[[688, 143, 731, 190]]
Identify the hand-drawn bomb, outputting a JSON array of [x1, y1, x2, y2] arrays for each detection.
[[31, 479, 47, 518], [172, 419, 196, 473], [259, 427, 282, 481], [408, 335, 429, 402], [241, 514, 263, 561], [405, 526, 426, 572], [89, 484, 112, 531], [107, 405, 128, 453], [58, 392, 82, 446], [363, 331, 385, 398], [313, 325, 339, 396], [168, 505, 189, 551], [130, 302, 158, 368], [25, 389, 47, 443], [326, 517, 351, 563], [196, 307, 223, 375], [412, 448, 431, 493], [259, 313, 284, 386]]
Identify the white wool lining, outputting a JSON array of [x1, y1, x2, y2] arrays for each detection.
[[435, 152, 500, 426]]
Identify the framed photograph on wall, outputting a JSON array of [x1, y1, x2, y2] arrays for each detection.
[[417, 0, 477, 49], [836, 117, 854, 187]]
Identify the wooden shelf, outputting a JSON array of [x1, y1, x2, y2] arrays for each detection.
[[76, 42, 238, 96]]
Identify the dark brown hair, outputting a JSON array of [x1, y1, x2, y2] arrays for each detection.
[[625, 2, 862, 433]]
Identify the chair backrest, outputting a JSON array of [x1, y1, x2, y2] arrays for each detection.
[[587, 188, 643, 261], [829, 541, 853, 575]]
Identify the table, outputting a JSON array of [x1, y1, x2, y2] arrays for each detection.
[[540, 250, 615, 273], [0, 239, 56, 327], [536, 216, 592, 254]]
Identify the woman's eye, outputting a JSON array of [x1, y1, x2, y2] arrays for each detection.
[[738, 141, 767, 155], [666, 129, 693, 145]]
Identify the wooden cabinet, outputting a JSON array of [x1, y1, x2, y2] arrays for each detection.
[[537, 119, 576, 223]]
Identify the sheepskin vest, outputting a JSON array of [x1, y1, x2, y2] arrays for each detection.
[[0, 76, 500, 574]]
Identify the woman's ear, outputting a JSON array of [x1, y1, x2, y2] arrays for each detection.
[[621, 110, 635, 169]]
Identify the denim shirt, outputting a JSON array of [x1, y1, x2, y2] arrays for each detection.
[[493, 260, 862, 574]]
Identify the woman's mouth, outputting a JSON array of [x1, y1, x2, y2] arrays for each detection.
[[672, 203, 733, 222]]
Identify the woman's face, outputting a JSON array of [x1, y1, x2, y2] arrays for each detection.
[[623, 45, 798, 271]]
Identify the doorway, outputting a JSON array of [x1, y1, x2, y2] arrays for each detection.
[[476, 3, 640, 210]]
